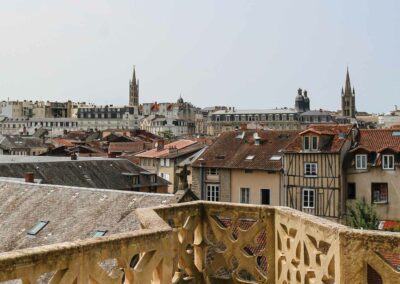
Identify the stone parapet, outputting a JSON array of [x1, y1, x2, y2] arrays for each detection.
[[0, 201, 399, 283]]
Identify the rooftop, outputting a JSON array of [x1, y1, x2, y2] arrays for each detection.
[[135, 139, 205, 159], [0, 181, 178, 253], [0, 158, 169, 189], [192, 130, 299, 170]]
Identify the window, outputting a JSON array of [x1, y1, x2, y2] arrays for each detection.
[[245, 155, 255, 160], [240, 188, 250, 203], [382, 155, 394, 170], [270, 155, 281, 161], [160, 158, 165, 167], [355, 154, 367, 169], [207, 184, 220, 201], [27, 220, 49, 236], [93, 230, 107, 237], [207, 168, 219, 175], [133, 175, 140, 185], [372, 183, 388, 204], [304, 136, 318, 151], [347, 183, 356, 199], [160, 173, 170, 181], [304, 163, 317, 177], [302, 189, 315, 209], [165, 158, 170, 167], [150, 174, 157, 184], [260, 189, 270, 205]]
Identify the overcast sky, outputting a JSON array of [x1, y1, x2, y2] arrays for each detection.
[[0, 0, 399, 113]]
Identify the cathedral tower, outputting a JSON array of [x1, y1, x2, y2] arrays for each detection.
[[129, 66, 139, 106], [341, 67, 356, 118]]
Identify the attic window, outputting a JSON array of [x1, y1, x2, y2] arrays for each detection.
[[270, 155, 282, 161], [215, 154, 225, 159], [392, 131, 400, 137], [245, 155, 255, 160], [93, 230, 108, 237], [27, 220, 49, 236]]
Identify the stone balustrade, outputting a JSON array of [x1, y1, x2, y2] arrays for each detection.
[[0, 201, 399, 283]]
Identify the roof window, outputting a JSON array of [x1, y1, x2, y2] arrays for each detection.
[[270, 155, 282, 161], [27, 220, 49, 236], [245, 155, 255, 160], [93, 230, 108, 237], [392, 131, 400, 137]]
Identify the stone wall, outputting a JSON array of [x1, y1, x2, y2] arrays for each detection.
[[0, 202, 399, 283]]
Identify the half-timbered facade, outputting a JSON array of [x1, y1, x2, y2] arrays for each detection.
[[283, 124, 356, 219]]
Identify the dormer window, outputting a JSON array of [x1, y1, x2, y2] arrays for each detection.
[[304, 136, 318, 151], [355, 154, 367, 169], [382, 155, 394, 170]]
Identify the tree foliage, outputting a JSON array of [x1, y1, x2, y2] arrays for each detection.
[[345, 199, 379, 230]]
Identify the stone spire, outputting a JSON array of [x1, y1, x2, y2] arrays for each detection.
[[129, 66, 139, 107], [341, 67, 356, 118]]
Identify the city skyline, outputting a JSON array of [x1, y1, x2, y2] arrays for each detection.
[[1, 1, 399, 113]]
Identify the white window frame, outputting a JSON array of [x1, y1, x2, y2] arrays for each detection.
[[207, 168, 219, 176], [382, 154, 394, 170], [165, 158, 170, 167], [240, 188, 250, 204], [304, 136, 318, 151], [160, 158, 165, 167], [304, 163, 318, 177], [207, 184, 220, 201], [302, 188, 315, 209], [355, 154, 367, 169]]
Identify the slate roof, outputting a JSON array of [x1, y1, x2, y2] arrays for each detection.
[[192, 130, 299, 171], [0, 158, 169, 190], [0, 181, 178, 253], [0, 135, 47, 150], [284, 124, 354, 153]]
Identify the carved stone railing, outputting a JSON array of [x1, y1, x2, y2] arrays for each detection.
[[0, 201, 399, 283]]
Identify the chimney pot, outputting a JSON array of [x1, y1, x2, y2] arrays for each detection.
[[24, 172, 34, 183]]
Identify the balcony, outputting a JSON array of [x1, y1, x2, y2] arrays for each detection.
[[0, 201, 399, 283]]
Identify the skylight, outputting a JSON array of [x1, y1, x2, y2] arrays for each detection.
[[392, 131, 400, 137], [245, 155, 255, 160], [270, 155, 282, 161], [27, 220, 49, 236], [93, 230, 108, 237]]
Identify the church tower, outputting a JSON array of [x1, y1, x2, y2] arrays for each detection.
[[341, 67, 356, 118], [129, 66, 139, 106]]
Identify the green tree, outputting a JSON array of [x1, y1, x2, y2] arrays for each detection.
[[345, 199, 379, 230]]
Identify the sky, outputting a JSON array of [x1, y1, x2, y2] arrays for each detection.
[[0, 1, 399, 113]]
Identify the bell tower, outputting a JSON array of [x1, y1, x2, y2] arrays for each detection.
[[129, 66, 139, 106], [341, 67, 356, 118]]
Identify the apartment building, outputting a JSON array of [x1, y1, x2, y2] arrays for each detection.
[[191, 130, 299, 205], [282, 124, 356, 219], [135, 139, 205, 193], [346, 129, 400, 220]]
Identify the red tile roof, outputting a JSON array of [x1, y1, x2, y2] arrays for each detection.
[[284, 124, 354, 153], [108, 141, 148, 154], [135, 139, 200, 158], [351, 129, 400, 153], [192, 130, 299, 171]]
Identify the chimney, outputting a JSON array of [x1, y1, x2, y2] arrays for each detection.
[[24, 172, 34, 183], [156, 139, 165, 151], [71, 153, 77, 160], [168, 146, 178, 154], [108, 152, 116, 158]]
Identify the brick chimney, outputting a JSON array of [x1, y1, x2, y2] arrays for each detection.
[[156, 139, 165, 151], [24, 172, 34, 183]]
